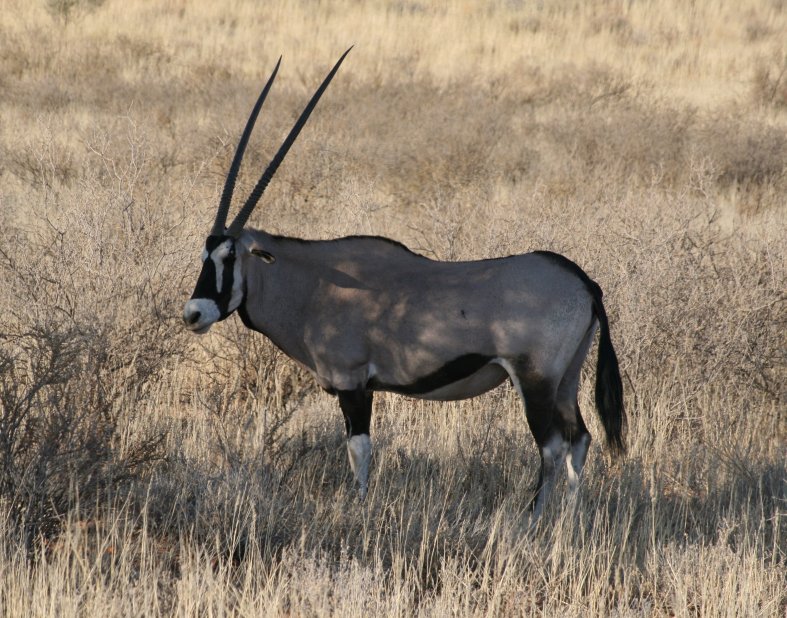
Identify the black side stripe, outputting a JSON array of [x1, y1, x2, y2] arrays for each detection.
[[368, 354, 493, 396]]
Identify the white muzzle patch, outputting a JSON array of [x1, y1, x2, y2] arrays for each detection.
[[183, 298, 221, 334]]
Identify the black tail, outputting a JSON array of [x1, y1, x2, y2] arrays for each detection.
[[590, 288, 626, 456], [531, 251, 626, 455]]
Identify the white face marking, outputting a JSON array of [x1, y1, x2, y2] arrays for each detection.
[[347, 434, 372, 501], [227, 254, 244, 313], [183, 298, 221, 334], [210, 240, 233, 293], [184, 240, 245, 334]]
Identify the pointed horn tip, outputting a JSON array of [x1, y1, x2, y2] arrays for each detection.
[[338, 46, 353, 63], [225, 48, 352, 236], [213, 55, 284, 234], [264, 56, 282, 82]]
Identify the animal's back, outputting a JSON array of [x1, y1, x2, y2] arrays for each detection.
[[307, 239, 596, 380]]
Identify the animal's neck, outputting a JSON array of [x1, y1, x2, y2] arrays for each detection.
[[237, 231, 323, 373]]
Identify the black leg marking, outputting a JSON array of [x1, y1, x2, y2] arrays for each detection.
[[555, 398, 589, 445], [337, 388, 374, 500], [337, 388, 373, 437], [498, 358, 567, 520], [521, 384, 557, 448], [520, 384, 562, 516]]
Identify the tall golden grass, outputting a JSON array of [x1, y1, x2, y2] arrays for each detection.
[[0, 0, 785, 615]]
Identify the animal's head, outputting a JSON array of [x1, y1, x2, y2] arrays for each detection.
[[183, 49, 350, 334]]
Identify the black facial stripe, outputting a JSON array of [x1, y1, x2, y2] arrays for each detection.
[[190, 256, 218, 299], [204, 235, 228, 251], [217, 255, 236, 313], [189, 235, 239, 318], [368, 354, 493, 396]]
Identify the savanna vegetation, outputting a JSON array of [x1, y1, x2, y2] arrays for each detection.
[[0, 0, 784, 615]]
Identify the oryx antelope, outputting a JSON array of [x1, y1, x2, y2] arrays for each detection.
[[183, 49, 625, 519]]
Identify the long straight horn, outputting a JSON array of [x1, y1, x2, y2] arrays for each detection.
[[226, 47, 352, 237], [211, 57, 282, 237]]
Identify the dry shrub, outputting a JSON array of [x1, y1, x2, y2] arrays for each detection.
[[274, 69, 786, 214], [752, 53, 787, 109], [45, 0, 106, 25], [182, 321, 315, 472], [0, 0, 785, 613], [607, 205, 785, 456], [1, 119, 78, 191], [700, 115, 787, 193], [0, 323, 163, 550], [0, 124, 189, 549]]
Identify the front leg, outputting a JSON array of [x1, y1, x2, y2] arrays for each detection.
[[337, 388, 373, 500]]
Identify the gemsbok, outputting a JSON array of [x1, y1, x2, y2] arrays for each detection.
[[183, 49, 625, 519]]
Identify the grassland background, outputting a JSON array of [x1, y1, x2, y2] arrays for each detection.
[[0, 0, 785, 615]]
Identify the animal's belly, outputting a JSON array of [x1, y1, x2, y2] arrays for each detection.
[[398, 363, 508, 401]]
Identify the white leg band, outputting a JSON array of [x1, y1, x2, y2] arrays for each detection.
[[347, 434, 372, 500], [532, 434, 568, 522], [566, 433, 591, 492]]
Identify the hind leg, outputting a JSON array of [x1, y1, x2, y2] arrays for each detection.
[[531, 430, 569, 520], [498, 360, 567, 521], [565, 430, 590, 493], [556, 326, 596, 494], [553, 394, 590, 495]]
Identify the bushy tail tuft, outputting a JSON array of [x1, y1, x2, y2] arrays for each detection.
[[591, 289, 626, 456]]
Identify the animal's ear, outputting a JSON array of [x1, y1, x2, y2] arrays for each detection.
[[241, 237, 276, 264], [250, 248, 276, 264]]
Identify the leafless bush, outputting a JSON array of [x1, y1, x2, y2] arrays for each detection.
[[701, 117, 787, 188], [46, 0, 106, 25], [0, 321, 164, 551], [752, 54, 787, 109], [615, 213, 786, 430], [0, 1, 784, 612], [1, 119, 78, 193], [187, 320, 315, 469], [0, 124, 191, 551]]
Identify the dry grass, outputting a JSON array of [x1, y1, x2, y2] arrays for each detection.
[[0, 0, 785, 615]]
